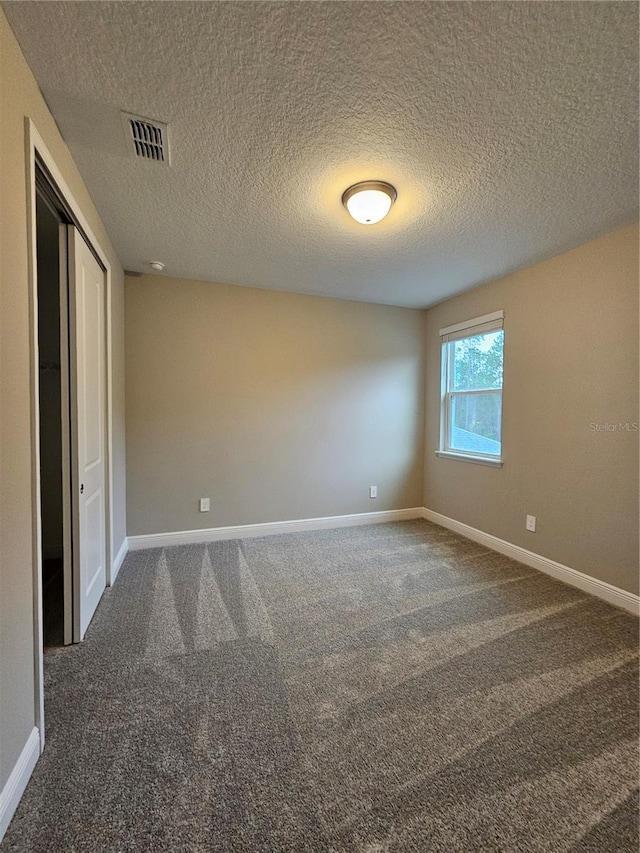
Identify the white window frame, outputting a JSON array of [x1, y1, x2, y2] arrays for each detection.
[[436, 310, 504, 467]]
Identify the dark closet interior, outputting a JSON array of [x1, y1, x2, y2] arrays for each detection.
[[36, 192, 65, 648]]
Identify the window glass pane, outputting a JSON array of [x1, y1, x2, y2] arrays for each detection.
[[452, 330, 504, 391], [450, 392, 502, 456]]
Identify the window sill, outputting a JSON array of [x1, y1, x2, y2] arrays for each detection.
[[435, 450, 503, 468]]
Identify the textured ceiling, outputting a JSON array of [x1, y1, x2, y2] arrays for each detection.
[[4, 1, 638, 307]]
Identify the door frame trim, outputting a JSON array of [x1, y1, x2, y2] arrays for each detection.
[[25, 119, 115, 753]]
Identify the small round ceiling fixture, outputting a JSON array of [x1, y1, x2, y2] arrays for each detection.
[[149, 261, 165, 272], [342, 181, 397, 225]]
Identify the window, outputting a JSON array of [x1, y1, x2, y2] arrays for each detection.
[[437, 311, 504, 466]]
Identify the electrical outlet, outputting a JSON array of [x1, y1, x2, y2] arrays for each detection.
[[369, 486, 378, 499], [526, 514, 536, 532], [199, 498, 210, 513]]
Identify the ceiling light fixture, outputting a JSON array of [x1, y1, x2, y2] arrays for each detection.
[[342, 181, 397, 225], [149, 261, 165, 271]]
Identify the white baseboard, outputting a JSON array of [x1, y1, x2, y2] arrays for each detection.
[[0, 727, 40, 842], [128, 507, 424, 551], [423, 508, 639, 616], [110, 537, 129, 585]]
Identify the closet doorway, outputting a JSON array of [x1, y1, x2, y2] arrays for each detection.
[[35, 165, 108, 649], [29, 122, 115, 750]]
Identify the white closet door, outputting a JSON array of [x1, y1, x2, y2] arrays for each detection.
[[68, 226, 106, 640]]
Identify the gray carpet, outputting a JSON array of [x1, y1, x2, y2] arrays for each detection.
[[3, 520, 638, 851]]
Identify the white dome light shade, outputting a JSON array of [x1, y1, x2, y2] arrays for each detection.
[[342, 181, 397, 225]]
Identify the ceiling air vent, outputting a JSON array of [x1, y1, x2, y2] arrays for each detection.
[[121, 112, 170, 164]]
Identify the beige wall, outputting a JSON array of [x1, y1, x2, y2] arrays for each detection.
[[125, 276, 425, 535], [0, 9, 126, 792], [424, 223, 639, 595]]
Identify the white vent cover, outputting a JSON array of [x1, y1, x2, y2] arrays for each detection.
[[121, 112, 170, 164]]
